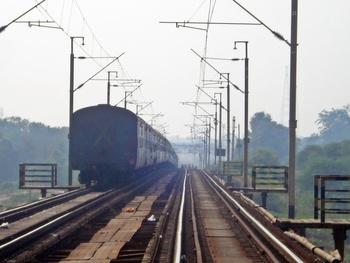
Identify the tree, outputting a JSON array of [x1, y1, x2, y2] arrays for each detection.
[[296, 141, 350, 191], [299, 133, 322, 148], [316, 104, 350, 143], [0, 138, 19, 180], [249, 148, 280, 166], [249, 112, 289, 161], [0, 117, 68, 181], [296, 144, 323, 169]]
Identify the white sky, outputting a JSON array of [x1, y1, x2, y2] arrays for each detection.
[[1, 0, 349, 138]]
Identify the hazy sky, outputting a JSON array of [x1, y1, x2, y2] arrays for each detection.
[[1, 0, 349, 138]]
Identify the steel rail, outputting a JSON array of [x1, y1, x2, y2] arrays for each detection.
[[0, 188, 120, 259], [146, 170, 184, 263], [173, 170, 187, 263], [0, 208, 76, 251], [0, 188, 90, 223], [201, 170, 304, 263], [188, 172, 203, 262], [0, 173, 160, 261], [0, 189, 115, 249]]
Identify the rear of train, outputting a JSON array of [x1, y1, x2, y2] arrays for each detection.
[[70, 104, 138, 187]]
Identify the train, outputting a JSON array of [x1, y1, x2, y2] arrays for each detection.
[[70, 104, 178, 187]]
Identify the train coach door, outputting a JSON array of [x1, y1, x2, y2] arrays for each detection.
[[93, 120, 113, 148]]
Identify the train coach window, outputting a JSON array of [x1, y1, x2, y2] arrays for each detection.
[[140, 124, 145, 137]]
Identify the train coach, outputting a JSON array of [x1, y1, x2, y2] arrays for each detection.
[[70, 104, 178, 187]]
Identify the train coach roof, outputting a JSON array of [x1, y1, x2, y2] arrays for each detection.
[[73, 104, 174, 147], [74, 104, 139, 119]]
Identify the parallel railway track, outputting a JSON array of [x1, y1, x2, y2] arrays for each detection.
[[180, 169, 328, 263], [0, 171, 185, 262], [0, 188, 91, 223], [0, 169, 183, 262], [0, 168, 341, 262]]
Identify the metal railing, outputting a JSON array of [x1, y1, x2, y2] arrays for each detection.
[[19, 163, 57, 188], [252, 166, 288, 191], [314, 174, 350, 222]]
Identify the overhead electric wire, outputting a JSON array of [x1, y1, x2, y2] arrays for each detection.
[[33, 0, 128, 78], [74, 52, 125, 92], [0, 0, 47, 33], [231, 0, 290, 46], [188, 0, 208, 22], [74, 0, 110, 59], [32, 0, 149, 116]]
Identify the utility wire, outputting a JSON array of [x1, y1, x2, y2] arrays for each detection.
[[74, 52, 125, 92], [192, 49, 244, 93], [0, 0, 46, 33], [231, 0, 290, 46]]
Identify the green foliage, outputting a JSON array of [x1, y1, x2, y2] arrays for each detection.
[[0, 138, 19, 181], [296, 144, 323, 168], [264, 192, 288, 216], [296, 141, 350, 191], [0, 117, 68, 181], [0, 181, 41, 210], [249, 148, 280, 166], [295, 189, 314, 217], [0, 181, 16, 194], [1, 190, 41, 209], [300, 133, 322, 147], [324, 140, 350, 156], [249, 112, 288, 161], [316, 104, 350, 143]]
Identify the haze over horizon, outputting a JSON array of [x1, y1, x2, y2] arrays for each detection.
[[1, 0, 349, 139]]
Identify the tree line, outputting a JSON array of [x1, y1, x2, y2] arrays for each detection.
[[0, 117, 68, 184], [236, 104, 350, 217], [1, 104, 349, 195], [238, 104, 350, 165]]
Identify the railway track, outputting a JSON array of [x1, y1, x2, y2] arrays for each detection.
[[182, 169, 265, 262], [0, 168, 184, 262], [0, 169, 179, 262], [0, 188, 91, 224], [180, 169, 327, 263], [0, 188, 123, 261], [0, 168, 340, 262]]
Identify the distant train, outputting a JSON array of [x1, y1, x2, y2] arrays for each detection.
[[70, 104, 178, 187]]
